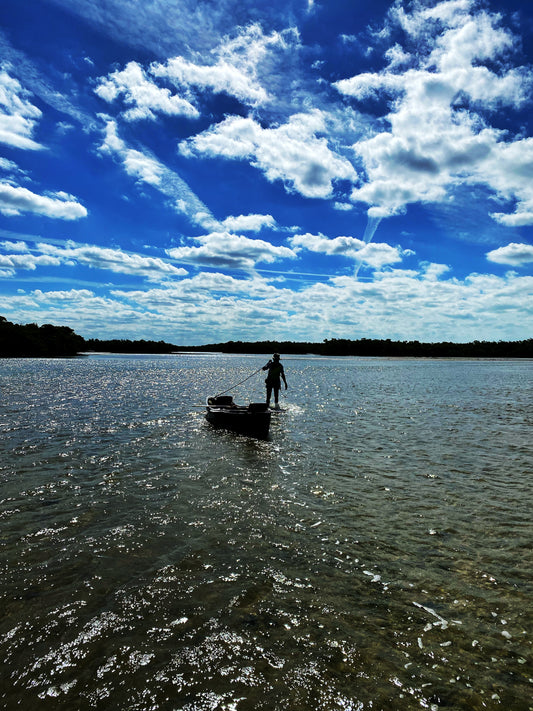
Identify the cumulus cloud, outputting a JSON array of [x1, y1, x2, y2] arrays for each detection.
[[491, 211, 533, 228], [179, 110, 357, 199], [3, 259, 531, 343], [0, 239, 30, 252], [95, 61, 199, 121], [218, 213, 276, 232], [0, 251, 61, 277], [112, 272, 279, 306], [167, 231, 297, 269], [151, 55, 267, 108], [154, 23, 299, 105], [0, 183, 87, 219], [98, 118, 162, 184], [334, 0, 533, 223], [290, 232, 407, 268], [42, 266, 533, 344], [198, 212, 277, 233], [486, 242, 533, 266], [0, 287, 153, 337], [0, 239, 60, 278], [0, 68, 43, 150], [94, 24, 297, 124]]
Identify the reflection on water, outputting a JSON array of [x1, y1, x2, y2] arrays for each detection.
[[0, 354, 531, 710]]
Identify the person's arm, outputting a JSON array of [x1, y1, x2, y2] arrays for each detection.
[[282, 367, 288, 389]]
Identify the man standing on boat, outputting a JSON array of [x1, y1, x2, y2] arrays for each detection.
[[262, 353, 288, 409]]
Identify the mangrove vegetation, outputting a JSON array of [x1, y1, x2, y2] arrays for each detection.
[[1, 316, 531, 358]]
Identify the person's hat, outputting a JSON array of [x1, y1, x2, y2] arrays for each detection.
[[273, 352, 280, 360]]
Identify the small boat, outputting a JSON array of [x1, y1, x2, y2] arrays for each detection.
[[205, 395, 271, 439]]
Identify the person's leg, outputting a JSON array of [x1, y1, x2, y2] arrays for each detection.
[[273, 384, 280, 407], [266, 384, 272, 407]]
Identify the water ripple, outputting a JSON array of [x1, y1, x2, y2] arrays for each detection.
[[0, 355, 531, 709]]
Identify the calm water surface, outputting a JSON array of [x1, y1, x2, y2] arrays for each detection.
[[0, 354, 531, 710]]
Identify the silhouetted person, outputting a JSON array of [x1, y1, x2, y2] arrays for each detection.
[[262, 353, 288, 409]]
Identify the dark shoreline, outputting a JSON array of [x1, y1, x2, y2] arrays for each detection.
[[172, 338, 533, 359], [1, 317, 531, 358]]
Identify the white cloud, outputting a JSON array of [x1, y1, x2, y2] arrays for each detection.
[[0, 183, 87, 219], [112, 271, 279, 305], [41, 0, 287, 64], [180, 110, 357, 199], [419, 262, 451, 281], [94, 24, 299, 125], [482, 138, 533, 226], [167, 231, 297, 270], [98, 117, 213, 224], [290, 232, 407, 268], [0, 287, 153, 337], [384, 44, 411, 70], [0, 251, 61, 276], [0, 237, 188, 282], [152, 24, 300, 108], [0, 68, 43, 150], [491, 212, 533, 227], [2, 261, 531, 343], [95, 267, 533, 342], [486, 242, 533, 266], [98, 118, 162, 185], [37, 241, 188, 281], [219, 213, 276, 232], [95, 61, 199, 121], [333, 202, 353, 212], [334, 1, 533, 223], [0, 156, 19, 173], [151, 55, 267, 107], [0, 239, 30, 252]]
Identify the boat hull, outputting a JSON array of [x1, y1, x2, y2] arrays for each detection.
[[205, 396, 271, 439]]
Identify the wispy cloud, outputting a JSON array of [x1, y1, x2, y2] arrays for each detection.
[[0, 239, 187, 281], [97, 117, 213, 224], [38, 242, 188, 281], [93, 22, 300, 126], [45, 0, 279, 57], [0, 34, 93, 128]]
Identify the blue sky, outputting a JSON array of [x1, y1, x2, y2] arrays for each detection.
[[0, 0, 532, 345]]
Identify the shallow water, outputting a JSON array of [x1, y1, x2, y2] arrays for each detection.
[[0, 354, 531, 710]]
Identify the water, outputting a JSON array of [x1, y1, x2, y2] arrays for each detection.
[[0, 354, 531, 710]]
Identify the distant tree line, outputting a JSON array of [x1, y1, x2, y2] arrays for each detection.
[[0, 316, 85, 357], [0, 317, 178, 357], [1, 315, 532, 358], [177, 337, 533, 358], [83, 338, 178, 354]]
